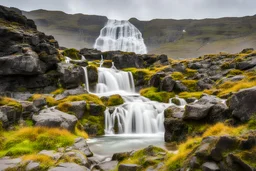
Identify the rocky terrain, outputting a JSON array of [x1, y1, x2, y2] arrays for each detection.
[[0, 5, 256, 171], [23, 9, 256, 59]]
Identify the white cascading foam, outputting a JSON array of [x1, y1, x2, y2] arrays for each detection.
[[94, 19, 147, 54]]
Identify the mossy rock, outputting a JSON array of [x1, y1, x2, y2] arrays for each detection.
[[140, 87, 175, 103], [101, 94, 124, 106], [171, 98, 181, 106], [62, 48, 81, 60]]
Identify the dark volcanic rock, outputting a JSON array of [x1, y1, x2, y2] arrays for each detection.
[[227, 86, 256, 121], [32, 108, 77, 131], [160, 76, 176, 92], [57, 63, 84, 89], [118, 164, 142, 171], [164, 118, 188, 142]]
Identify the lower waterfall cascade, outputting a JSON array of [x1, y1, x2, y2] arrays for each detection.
[[65, 57, 185, 135]]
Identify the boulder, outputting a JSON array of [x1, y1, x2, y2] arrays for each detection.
[[39, 150, 62, 160], [71, 137, 93, 157], [57, 63, 84, 89], [164, 118, 188, 142], [112, 54, 144, 69], [88, 103, 106, 116], [0, 157, 22, 170], [95, 161, 118, 171], [20, 101, 38, 119], [0, 105, 22, 127], [236, 58, 256, 70], [32, 108, 77, 131], [68, 101, 87, 119], [149, 72, 165, 88], [183, 103, 213, 120], [173, 81, 188, 92], [164, 106, 184, 119], [227, 86, 256, 121], [0, 52, 47, 76], [62, 150, 89, 167], [201, 162, 220, 171], [48, 163, 89, 171], [26, 161, 40, 171], [118, 164, 142, 171], [55, 86, 87, 100], [160, 76, 176, 92]]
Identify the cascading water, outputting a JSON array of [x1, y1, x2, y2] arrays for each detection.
[[94, 19, 147, 54]]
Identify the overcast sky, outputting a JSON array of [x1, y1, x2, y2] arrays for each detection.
[[0, 0, 256, 20]]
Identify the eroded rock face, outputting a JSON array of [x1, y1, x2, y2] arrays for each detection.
[[32, 108, 77, 131], [227, 87, 256, 121], [57, 63, 84, 89]]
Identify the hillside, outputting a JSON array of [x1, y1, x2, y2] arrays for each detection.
[[23, 10, 256, 59]]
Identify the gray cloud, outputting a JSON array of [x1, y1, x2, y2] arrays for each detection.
[[0, 0, 255, 20]]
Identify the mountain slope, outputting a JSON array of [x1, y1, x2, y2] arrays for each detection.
[[23, 10, 256, 59]]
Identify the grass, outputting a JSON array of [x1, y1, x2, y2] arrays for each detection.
[[140, 87, 175, 103], [0, 127, 76, 157], [216, 77, 256, 97], [178, 91, 203, 99], [22, 154, 55, 169], [0, 97, 22, 110]]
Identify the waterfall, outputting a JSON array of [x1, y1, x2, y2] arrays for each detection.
[[96, 67, 135, 94], [94, 19, 147, 54], [82, 67, 90, 92], [65, 56, 71, 63], [104, 96, 170, 134]]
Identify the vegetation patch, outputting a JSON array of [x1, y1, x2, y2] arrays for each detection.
[[58, 94, 104, 106], [29, 94, 57, 107], [62, 48, 81, 60], [104, 94, 124, 106], [171, 72, 184, 80], [181, 80, 198, 91], [0, 127, 76, 157], [178, 92, 203, 99], [0, 97, 22, 110], [140, 87, 175, 103], [51, 88, 65, 95]]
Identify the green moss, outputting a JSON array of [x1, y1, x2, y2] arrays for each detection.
[[171, 72, 184, 80], [105, 94, 124, 106], [29, 94, 57, 107], [171, 98, 181, 106], [140, 87, 175, 103], [185, 68, 197, 77], [57, 102, 72, 113], [0, 97, 22, 110], [227, 69, 243, 76], [25, 120, 34, 127], [81, 115, 105, 135], [181, 80, 198, 92], [62, 48, 81, 60], [248, 116, 256, 129], [178, 92, 203, 99], [51, 88, 65, 95], [221, 62, 231, 69], [58, 94, 104, 106], [0, 127, 76, 157]]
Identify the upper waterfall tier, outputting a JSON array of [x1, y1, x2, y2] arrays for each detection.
[[94, 19, 147, 54]]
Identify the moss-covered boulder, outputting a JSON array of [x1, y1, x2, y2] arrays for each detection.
[[62, 48, 81, 60], [101, 94, 124, 106]]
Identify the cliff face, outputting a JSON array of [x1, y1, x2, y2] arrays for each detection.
[[23, 10, 256, 59]]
